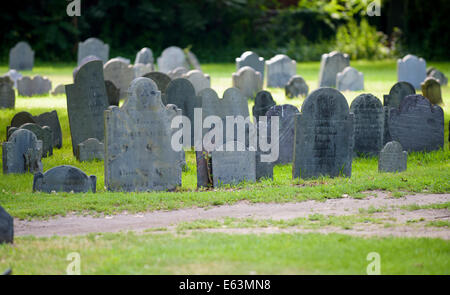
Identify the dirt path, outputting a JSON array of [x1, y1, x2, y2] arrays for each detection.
[[15, 192, 450, 239]]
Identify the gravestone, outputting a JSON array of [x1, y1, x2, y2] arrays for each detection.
[[73, 55, 101, 79], [184, 70, 210, 95], [143, 72, 172, 103], [0, 206, 13, 244], [105, 80, 120, 106], [168, 67, 189, 79], [421, 77, 443, 105], [76, 138, 104, 162], [266, 104, 300, 164], [33, 110, 63, 149], [255, 120, 274, 180], [336, 66, 364, 91], [4, 69, 22, 88], [427, 68, 448, 86], [7, 111, 36, 135], [318, 51, 349, 87], [266, 54, 297, 88], [9, 41, 34, 70], [103, 58, 134, 99], [292, 88, 354, 179], [397, 54, 426, 89], [104, 77, 182, 192], [17, 76, 52, 97], [0, 76, 15, 109], [186, 50, 202, 70], [236, 51, 265, 82], [232, 66, 262, 99], [8, 123, 53, 158], [2, 129, 43, 174], [51, 84, 65, 95], [135, 47, 154, 65], [133, 63, 153, 78], [113, 56, 130, 65], [33, 165, 97, 193], [389, 94, 444, 152], [349, 94, 384, 156], [77, 38, 109, 65], [252, 90, 276, 121], [285, 75, 309, 98], [66, 60, 109, 155], [211, 141, 256, 187], [157, 46, 188, 73], [378, 141, 407, 173]]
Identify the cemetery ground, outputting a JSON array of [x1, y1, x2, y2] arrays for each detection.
[[0, 60, 449, 274]]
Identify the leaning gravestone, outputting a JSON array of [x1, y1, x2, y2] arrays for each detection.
[[8, 123, 53, 158], [2, 129, 43, 174], [378, 141, 407, 173], [427, 68, 448, 86], [389, 94, 444, 152], [266, 104, 300, 164], [168, 67, 189, 79], [9, 41, 34, 70], [186, 50, 202, 70], [285, 75, 309, 98], [0, 76, 15, 109], [236, 51, 265, 82], [318, 51, 349, 87], [133, 63, 153, 78], [143, 72, 172, 103], [232, 66, 262, 100], [184, 70, 210, 95], [421, 77, 443, 105], [77, 38, 109, 65], [157, 46, 189, 73], [17, 76, 52, 97], [104, 77, 182, 192], [336, 66, 364, 91], [66, 60, 109, 155], [135, 47, 154, 65], [266, 54, 297, 88], [292, 88, 354, 179], [3, 69, 22, 88], [76, 138, 104, 162], [103, 58, 134, 99], [105, 80, 120, 106], [33, 110, 63, 149], [0, 206, 13, 244], [397, 54, 426, 89], [252, 90, 276, 121], [349, 94, 384, 156], [33, 165, 97, 193]]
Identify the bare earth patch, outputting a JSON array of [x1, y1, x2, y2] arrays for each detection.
[[15, 192, 450, 239]]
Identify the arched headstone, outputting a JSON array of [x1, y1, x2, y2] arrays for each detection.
[[77, 38, 109, 65], [33, 165, 96, 193], [9, 41, 34, 70], [232, 66, 262, 99], [236, 51, 265, 82], [318, 51, 349, 87], [2, 129, 43, 174]]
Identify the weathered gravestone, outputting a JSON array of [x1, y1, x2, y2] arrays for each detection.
[[184, 70, 210, 95], [397, 54, 426, 89], [73, 55, 101, 79], [33, 165, 97, 193], [211, 141, 256, 187], [3, 69, 22, 88], [133, 63, 153, 78], [266, 54, 297, 88], [9, 41, 34, 70], [135, 47, 154, 65], [427, 67, 448, 86], [266, 104, 299, 164], [113, 56, 130, 65], [103, 58, 134, 99], [66, 60, 109, 155], [0, 206, 13, 244], [292, 88, 354, 179], [318, 51, 349, 87], [421, 77, 443, 105], [51, 84, 65, 95], [2, 129, 43, 174], [186, 50, 202, 70], [157, 46, 189, 73], [76, 138, 104, 162], [8, 123, 53, 158], [378, 141, 407, 173], [105, 80, 120, 106], [236, 51, 265, 82], [232, 66, 262, 100], [143, 72, 172, 103], [0, 76, 15, 109], [389, 94, 444, 152], [252, 90, 276, 121], [255, 120, 274, 180], [17, 76, 52, 97], [285, 75, 309, 98], [77, 38, 109, 65], [104, 77, 182, 192], [33, 110, 63, 149], [350, 94, 384, 156], [336, 66, 364, 91], [168, 67, 189, 79]]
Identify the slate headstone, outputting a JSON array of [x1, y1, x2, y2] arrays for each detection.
[[252, 90, 276, 121], [33, 110, 63, 149], [255, 120, 274, 180], [157, 46, 188, 73], [33, 165, 96, 193], [378, 141, 407, 173], [76, 138, 104, 162], [8, 123, 53, 158], [318, 51, 349, 87], [0, 206, 13, 244], [0, 76, 15, 109], [51, 84, 66, 95], [232, 66, 262, 100], [285, 75, 309, 98], [2, 129, 43, 174], [103, 58, 134, 99], [105, 80, 121, 106], [77, 38, 109, 65], [168, 67, 189, 79], [397, 54, 426, 89], [135, 47, 154, 65], [266, 54, 297, 88], [17, 76, 52, 97], [133, 63, 153, 78], [143, 72, 172, 103], [336, 66, 364, 91], [184, 70, 210, 95], [421, 77, 443, 105], [427, 68, 448, 86], [236, 51, 265, 82], [73, 55, 101, 80], [7, 111, 36, 135], [9, 41, 34, 70]]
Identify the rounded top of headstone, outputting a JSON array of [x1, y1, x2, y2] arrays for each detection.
[[38, 165, 90, 182], [10, 111, 36, 127], [0, 76, 14, 86], [255, 90, 275, 104], [11, 41, 33, 51], [236, 51, 263, 62], [381, 141, 404, 153], [337, 66, 361, 77], [185, 69, 205, 77], [301, 87, 349, 118], [267, 54, 294, 64], [235, 66, 260, 76], [389, 81, 415, 96], [80, 37, 106, 46], [123, 77, 162, 110], [398, 94, 441, 113], [166, 78, 196, 98], [324, 51, 349, 59], [73, 57, 102, 80], [104, 58, 130, 68], [350, 93, 382, 110], [8, 128, 38, 142], [421, 76, 440, 88], [399, 54, 424, 62], [143, 72, 172, 92]]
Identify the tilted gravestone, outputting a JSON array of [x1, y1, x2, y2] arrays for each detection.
[[293, 88, 354, 179], [168, 67, 189, 79], [318, 51, 349, 87], [266, 104, 299, 164], [133, 63, 153, 78], [105, 80, 120, 106], [143, 72, 172, 103], [135, 47, 154, 65], [252, 90, 276, 121], [0, 206, 13, 244], [236, 51, 265, 82], [389, 94, 444, 152], [336, 66, 364, 91], [4, 69, 22, 88], [17, 76, 52, 97], [350, 94, 384, 156], [33, 110, 63, 149], [266, 54, 297, 88], [2, 129, 43, 174], [8, 123, 53, 158], [51, 84, 65, 95], [184, 70, 210, 95], [397, 54, 426, 89], [77, 38, 109, 65], [66, 60, 109, 155], [427, 68, 448, 86], [9, 41, 34, 70], [378, 141, 407, 173], [285, 75, 309, 98], [421, 77, 443, 105], [186, 50, 202, 71], [104, 77, 182, 192], [76, 138, 104, 162], [33, 165, 97, 193], [232, 66, 262, 100], [157, 46, 189, 73], [0, 76, 15, 109], [103, 58, 134, 99]]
